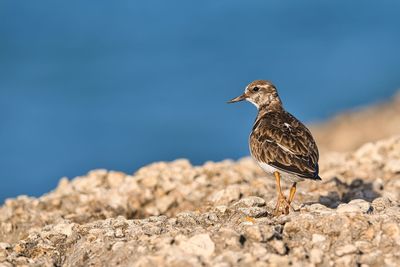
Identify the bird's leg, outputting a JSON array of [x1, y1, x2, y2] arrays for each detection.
[[285, 182, 297, 214], [273, 171, 290, 216], [288, 182, 297, 203]]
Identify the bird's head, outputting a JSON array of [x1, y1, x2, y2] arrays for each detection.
[[227, 80, 281, 110]]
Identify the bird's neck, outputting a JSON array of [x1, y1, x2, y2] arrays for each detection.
[[257, 100, 283, 118]]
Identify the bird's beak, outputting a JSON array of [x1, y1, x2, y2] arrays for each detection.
[[227, 93, 247, 104]]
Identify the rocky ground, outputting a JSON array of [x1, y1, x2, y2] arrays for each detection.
[[1, 133, 400, 266], [311, 90, 400, 153]]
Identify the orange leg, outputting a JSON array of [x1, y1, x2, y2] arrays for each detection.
[[288, 182, 297, 203], [285, 182, 297, 214], [273, 171, 291, 216]]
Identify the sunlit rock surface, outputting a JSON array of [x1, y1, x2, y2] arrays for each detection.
[[1, 135, 400, 266]]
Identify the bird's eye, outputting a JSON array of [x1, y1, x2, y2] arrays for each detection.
[[253, 87, 260, 92]]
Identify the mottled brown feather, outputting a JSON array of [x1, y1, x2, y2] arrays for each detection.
[[250, 110, 320, 180]]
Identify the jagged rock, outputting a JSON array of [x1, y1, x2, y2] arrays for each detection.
[[1, 136, 400, 266]]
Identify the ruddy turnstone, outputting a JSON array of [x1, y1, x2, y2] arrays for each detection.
[[228, 80, 321, 216]]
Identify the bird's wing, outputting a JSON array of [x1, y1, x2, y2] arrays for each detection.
[[250, 111, 320, 179]]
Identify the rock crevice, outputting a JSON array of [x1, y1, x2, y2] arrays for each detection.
[[1, 136, 400, 266]]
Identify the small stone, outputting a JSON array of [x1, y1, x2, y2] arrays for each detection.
[[114, 228, 124, 238], [336, 204, 359, 213], [337, 200, 371, 213], [112, 241, 126, 251], [56, 177, 70, 191], [53, 223, 74, 237], [348, 199, 372, 212], [269, 240, 287, 255], [107, 171, 126, 188], [214, 205, 228, 213], [335, 244, 357, 256], [208, 185, 241, 205], [238, 207, 268, 218], [253, 246, 268, 262], [336, 255, 355, 266], [244, 225, 262, 241], [384, 257, 399, 266], [372, 197, 393, 212], [2, 223, 12, 234], [140, 175, 158, 188], [266, 253, 290, 265], [86, 234, 97, 242], [305, 203, 332, 214], [234, 196, 266, 208], [384, 159, 400, 173], [156, 195, 175, 213], [311, 234, 326, 244], [382, 222, 400, 244], [0, 262, 13, 267], [0, 251, 7, 262], [354, 241, 372, 254], [243, 225, 274, 242], [13, 244, 24, 253], [359, 251, 383, 265], [0, 243, 11, 250], [309, 248, 323, 264], [179, 234, 215, 257]]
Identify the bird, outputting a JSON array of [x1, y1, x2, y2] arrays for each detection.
[[228, 80, 321, 216]]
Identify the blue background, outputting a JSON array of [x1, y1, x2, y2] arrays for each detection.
[[1, 1, 400, 202]]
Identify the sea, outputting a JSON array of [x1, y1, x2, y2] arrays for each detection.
[[1, 1, 400, 202]]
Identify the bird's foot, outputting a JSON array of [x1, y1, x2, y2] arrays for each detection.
[[274, 194, 294, 216]]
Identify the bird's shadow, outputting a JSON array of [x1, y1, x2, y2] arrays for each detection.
[[305, 177, 381, 209]]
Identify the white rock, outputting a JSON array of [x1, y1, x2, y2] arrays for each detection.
[[312, 234, 326, 244], [53, 223, 74, 237], [0, 243, 11, 250], [156, 195, 175, 213], [383, 158, 400, 173], [337, 199, 371, 213], [310, 248, 323, 264], [234, 196, 266, 207], [179, 234, 215, 257], [335, 244, 357, 256], [348, 199, 372, 212], [114, 228, 124, 238], [214, 205, 228, 213], [208, 186, 241, 205], [305, 203, 332, 214], [112, 241, 126, 251], [337, 204, 360, 213], [107, 171, 126, 188], [269, 240, 287, 255]]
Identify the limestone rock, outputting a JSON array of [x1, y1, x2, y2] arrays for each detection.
[[1, 136, 400, 266]]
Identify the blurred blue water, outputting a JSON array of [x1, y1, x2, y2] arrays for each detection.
[[1, 1, 400, 202]]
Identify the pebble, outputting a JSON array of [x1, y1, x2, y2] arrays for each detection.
[[383, 159, 400, 173], [304, 203, 332, 214], [114, 228, 125, 238], [156, 195, 175, 213], [243, 225, 274, 242], [179, 234, 215, 257], [112, 241, 126, 251], [335, 244, 357, 256], [311, 234, 326, 244], [238, 207, 268, 218], [337, 199, 371, 213], [234, 197, 266, 208], [269, 240, 287, 255], [208, 186, 241, 205], [309, 248, 323, 264]]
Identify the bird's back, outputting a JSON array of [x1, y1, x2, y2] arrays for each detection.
[[249, 110, 320, 180]]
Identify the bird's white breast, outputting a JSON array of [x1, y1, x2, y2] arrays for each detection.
[[257, 161, 304, 183]]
